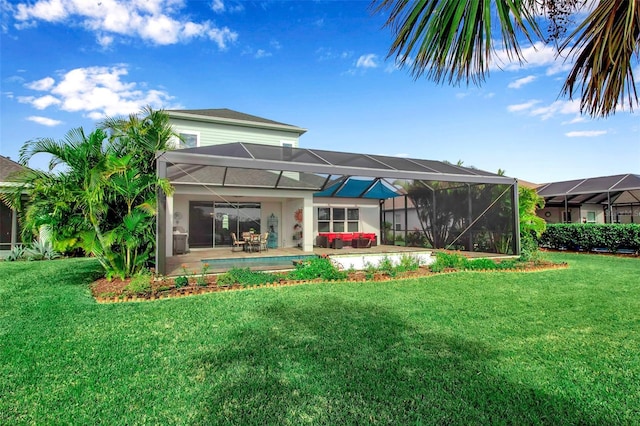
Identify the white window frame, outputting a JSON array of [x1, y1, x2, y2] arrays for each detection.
[[317, 207, 359, 232], [176, 131, 200, 149]]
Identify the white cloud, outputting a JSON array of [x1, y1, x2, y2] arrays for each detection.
[[27, 115, 62, 126], [211, 0, 225, 13], [492, 41, 574, 76], [530, 99, 580, 120], [508, 75, 536, 89], [565, 130, 607, 138], [15, 0, 67, 22], [508, 99, 582, 119], [507, 100, 540, 112], [255, 49, 271, 59], [20, 65, 177, 120], [356, 54, 379, 69], [26, 76, 55, 91], [316, 47, 353, 62], [270, 40, 281, 50], [32, 94, 61, 109], [563, 116, 587, 125], [10, 0, 238, 49]]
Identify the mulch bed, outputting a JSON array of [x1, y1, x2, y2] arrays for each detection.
[[91, 260, 567, 304]]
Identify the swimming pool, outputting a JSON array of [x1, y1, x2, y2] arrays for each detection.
[[201, 254, 316, 271]]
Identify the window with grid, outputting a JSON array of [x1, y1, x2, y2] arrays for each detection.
[[317, 207, 359, 232]]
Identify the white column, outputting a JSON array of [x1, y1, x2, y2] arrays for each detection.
[[166, 195, 174, 257], [11, 207, 18, 249], [302, 193, 314, 252]]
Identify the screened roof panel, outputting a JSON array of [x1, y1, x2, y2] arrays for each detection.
[[364, 155, 438, 172], [244, 144, 330, 164], [615, 190, 640, 204], [160, 142, 515, 188], [168, 164, 226, 184], [177, 143, 253, 159], [538, 174, 640, 196], [225, 168, 279, 187], [310, 149, 394, 169]]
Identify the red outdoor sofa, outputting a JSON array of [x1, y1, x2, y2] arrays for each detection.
[[316, 232, 377, 249]]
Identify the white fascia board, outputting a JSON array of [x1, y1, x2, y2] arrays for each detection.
[[167, 111, 307, 136]]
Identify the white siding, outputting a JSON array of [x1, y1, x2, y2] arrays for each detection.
[[170, 118, 300, 148]]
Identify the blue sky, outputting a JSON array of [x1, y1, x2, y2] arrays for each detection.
[[1, 0, 638, 183]]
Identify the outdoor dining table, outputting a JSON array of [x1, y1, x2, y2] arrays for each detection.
[[242, 232, 262, 252]]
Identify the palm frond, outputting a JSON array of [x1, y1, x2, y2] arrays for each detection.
[[560, 0, 639, 116], [371, 0, 542, 84]]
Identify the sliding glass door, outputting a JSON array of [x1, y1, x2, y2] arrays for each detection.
[[189, 201, 261, 248], [189, 201, 215, 248], [214, 202, 261, 247]]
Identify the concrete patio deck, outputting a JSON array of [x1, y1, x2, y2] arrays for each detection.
[[166, 244, 509, 276]]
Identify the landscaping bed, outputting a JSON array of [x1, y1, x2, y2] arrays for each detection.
[[91, 254, 567, 303]]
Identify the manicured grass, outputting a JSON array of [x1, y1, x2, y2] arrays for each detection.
[[1, 253, 639, 424]]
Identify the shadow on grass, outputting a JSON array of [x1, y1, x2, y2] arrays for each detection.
[[193, 295, 600, 425]]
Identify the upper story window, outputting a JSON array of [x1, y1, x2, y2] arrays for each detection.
[[177, 132, 199, 149]]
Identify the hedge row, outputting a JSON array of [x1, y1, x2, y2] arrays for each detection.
[[538, 223, 640, 253]]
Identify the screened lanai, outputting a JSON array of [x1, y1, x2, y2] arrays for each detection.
[[537, 174, 640, 224], [155, 142, 520, 274]]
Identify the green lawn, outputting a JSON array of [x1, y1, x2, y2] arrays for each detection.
[[1, 253, 639, 424]]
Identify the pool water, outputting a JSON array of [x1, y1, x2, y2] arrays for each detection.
[[201, 255, 315, 270]]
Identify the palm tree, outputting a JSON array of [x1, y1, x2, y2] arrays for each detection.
[[372, 0, 639, 117], [5, 107, 175, 279]]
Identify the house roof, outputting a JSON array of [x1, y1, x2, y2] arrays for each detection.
[[536, 173, 640, 205], [159, 142, 516, 199], [0, 155, 27, 182], [166, 108, 307, 135]]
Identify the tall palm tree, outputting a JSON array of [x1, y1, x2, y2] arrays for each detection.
[[372, 0, 639, 117]]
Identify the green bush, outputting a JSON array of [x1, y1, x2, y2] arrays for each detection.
[[174, 275, 189, 288], [124, 273, 152, 296], [287, 256, 347, 281], [397, 254, 422, 272], [217, 267, 279, 287], [466, 258, 498, 270], [430, 252, 470, 272], [5, 241, 60, 262], [5, 245, 26, 262], [538, 224, 640, 254]]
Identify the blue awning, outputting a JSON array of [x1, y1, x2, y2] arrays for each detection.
[[314, 177, 400, 199]]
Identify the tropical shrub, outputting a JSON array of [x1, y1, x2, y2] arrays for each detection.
[[24, 240, 60, 261], [518, 186, 546, 261], [4, 241, 60, 262], [5, 245, 25, 262]]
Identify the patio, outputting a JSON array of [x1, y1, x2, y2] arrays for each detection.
[[166, 244, 509, 276]]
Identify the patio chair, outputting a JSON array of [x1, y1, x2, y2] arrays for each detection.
[[247, 233, 262, 252], [230, 232, 246, 252], [260, 232, 269, 251]]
